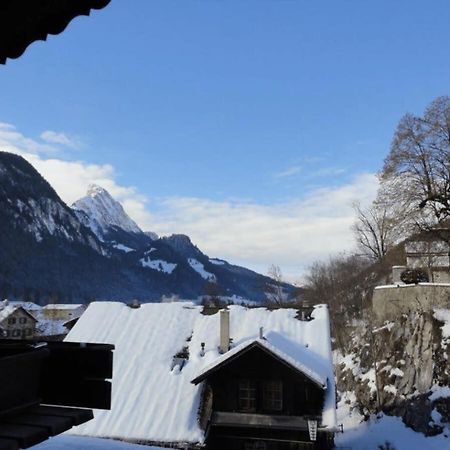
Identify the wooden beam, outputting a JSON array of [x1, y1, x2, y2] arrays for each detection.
[[211, 411, 322, 431], [28, 406, 93, 426]]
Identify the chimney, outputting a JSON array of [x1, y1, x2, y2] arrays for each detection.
[[127, 299, 141, 309], [219, 309, 230, 354]]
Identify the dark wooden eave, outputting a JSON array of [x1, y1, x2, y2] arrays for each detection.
[[0, 0, 111, 64], [0, 339, 114, 449]]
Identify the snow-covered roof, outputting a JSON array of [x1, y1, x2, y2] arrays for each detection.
[[43, 304, 84, 310], [191, 338, 328, 388], [0, 305, 37, 322], [0, 304, 17, 321], [66, 302, 336, 444], [9, 301, 42, 311]]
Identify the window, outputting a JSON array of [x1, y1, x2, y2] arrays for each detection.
[[8, 317, 16, 325], [238, 379, 256, 412], [262, 380, 283, 411], [19, 317, 27, 324]]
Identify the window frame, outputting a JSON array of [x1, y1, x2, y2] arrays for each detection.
[[237, 379, 257, 412], [237, 378, 284, 413], [261, 379, 283, 412]]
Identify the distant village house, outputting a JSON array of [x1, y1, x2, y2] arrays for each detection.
[[373, 233, 450, 320], [0, 300, 37, 339], [42, 304, 86, 321], [404, 237, 450, 283]]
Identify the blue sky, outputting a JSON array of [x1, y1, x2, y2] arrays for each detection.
[[1, 0, 450, 280]]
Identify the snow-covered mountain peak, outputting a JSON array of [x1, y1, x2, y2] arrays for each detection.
[[72, 185, 142, 237], [86, 183, 108, 198]]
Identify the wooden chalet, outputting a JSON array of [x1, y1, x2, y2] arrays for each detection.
[[192, 337, 334, 450], [65, 302, 337, 449]]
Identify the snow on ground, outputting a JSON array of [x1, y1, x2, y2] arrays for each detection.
[[429, 385, 450, 401], [113, 243, 135, 252], [33, 435, 164, 450], [373, 321, 395, 333], [434, 308, 450, 348], [188, 258, 216, 281], [209, 258, 225, 265], [336, 392, 450, 449], [334, 351, 377, 394], [140, 258, 177, 274]]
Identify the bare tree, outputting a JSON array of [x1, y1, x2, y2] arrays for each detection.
[[265, 264, 285, 307], [201, 281, 225, 308], [353, 202, 396, 262], [303, 253, 372, 338], [381, 96, 450, 227]]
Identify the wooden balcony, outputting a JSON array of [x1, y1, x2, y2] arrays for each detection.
[[211, 411, 321, 431]]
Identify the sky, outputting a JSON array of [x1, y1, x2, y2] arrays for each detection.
[[1, 0, 450, 282]]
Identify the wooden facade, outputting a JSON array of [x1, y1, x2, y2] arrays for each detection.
[[0, 307, 37, 339], [194, 343, 334, 450]]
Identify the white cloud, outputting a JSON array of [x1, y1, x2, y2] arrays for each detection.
[[0, 123, 378, 281], [311, 166, 346, 177], [0, 123, 153, 226], [40, 130, 81, 149], [274, 165, 302, 178], [147, 173, 378, 281], [0, 123, 57, 154]]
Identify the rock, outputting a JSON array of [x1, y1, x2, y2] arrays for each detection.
[[335, 309, 450, 435]]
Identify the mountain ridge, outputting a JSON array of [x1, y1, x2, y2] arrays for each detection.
[[0, 151, 295, 304]]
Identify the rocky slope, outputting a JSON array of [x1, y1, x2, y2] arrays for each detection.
[[0, 152, 102, 252], [335, 309, 450, 436]]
